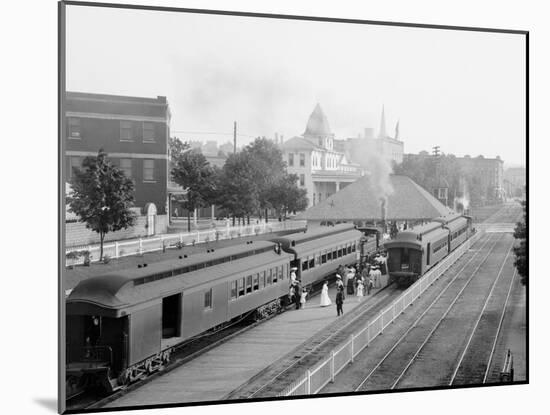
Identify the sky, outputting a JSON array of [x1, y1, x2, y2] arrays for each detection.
[[65, 5, 526, 166]]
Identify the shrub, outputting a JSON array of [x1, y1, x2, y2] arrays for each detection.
[[103, 255, 111, 264]]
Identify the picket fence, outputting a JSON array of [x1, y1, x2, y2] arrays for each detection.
[[65, 220, 307, 267]]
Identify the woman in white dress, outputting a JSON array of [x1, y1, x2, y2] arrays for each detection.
[[320, 281, 332, 307], [356, 279, 364, 299]]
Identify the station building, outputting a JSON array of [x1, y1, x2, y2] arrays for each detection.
[[295, 174, 452, 229], [281, 104, 363, 208]]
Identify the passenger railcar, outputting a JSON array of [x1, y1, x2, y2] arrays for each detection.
[[384, 214, 472, 287], [271, 224, 364, 287], [66, 224, 372, 397], [66, 240, 293, 394]]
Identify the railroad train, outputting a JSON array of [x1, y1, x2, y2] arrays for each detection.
[[384, 212, 473, 287], [65, 224, 375, 396]]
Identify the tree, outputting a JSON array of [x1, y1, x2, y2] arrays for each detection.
[[513, 200, 527, 285], [267, 174, 308, 219], [216, 152, 260, 225], [171, 149, 215, 232], [67, 149, 136, 260], [242, 137, 287, 221]]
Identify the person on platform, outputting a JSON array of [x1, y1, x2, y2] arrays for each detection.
[[300, 288, 308, 309], [294, 281, 302, 309], [356, 279, 364, 299], [335, 275, 344, 292], [289, 285, 296, 306], [336, 289, 345, 316], [320, 281, 332, 307], [290, 267, 297, 284], [347, 266, 356, 295]]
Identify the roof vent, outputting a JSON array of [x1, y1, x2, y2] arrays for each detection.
[[143, 263, 148, 267], [184, 254, 188, 258], [138, 264, 142, 268], [178, 255, 182, 259]]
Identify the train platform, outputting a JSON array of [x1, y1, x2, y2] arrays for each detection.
[[104, 283, 386, 408]]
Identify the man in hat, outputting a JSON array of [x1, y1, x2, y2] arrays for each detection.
[[336, 288, 344, 316]]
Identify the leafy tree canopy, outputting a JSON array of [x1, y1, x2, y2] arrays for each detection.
[[67, 149, 136, 259], [513, 200, 527, 285]]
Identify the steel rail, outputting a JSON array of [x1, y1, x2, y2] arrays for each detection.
[[482, 269, 518, 383], [448, 243, 515, 385], [389, 233, 508, 389], [353, 231, 498, 392]]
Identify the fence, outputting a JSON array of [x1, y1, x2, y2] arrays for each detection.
[[279, 231, 482, 397], [65, 220, 307, 267]]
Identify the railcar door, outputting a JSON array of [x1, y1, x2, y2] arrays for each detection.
[[426, 243, 431, 266]]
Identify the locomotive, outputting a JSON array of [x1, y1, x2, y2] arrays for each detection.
[[384, 213, 473, 287], [65, 224, 374, 397]]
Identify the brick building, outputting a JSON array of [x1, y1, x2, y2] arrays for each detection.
[[65, 92, 171, 215]]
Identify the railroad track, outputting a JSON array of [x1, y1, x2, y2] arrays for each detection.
[[349, 232, 514, 392], [224, 285, 403, 399]]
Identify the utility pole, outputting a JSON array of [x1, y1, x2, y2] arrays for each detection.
[[233, 121, 237, 154], [432, 145, 440, 157]]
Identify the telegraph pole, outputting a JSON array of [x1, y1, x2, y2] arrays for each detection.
[[432, 145, 440, 157], [233, 121, 237, 154]]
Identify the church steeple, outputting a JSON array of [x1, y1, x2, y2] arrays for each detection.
[[378, 105, 387, 139], [395, 120, 400, 140]]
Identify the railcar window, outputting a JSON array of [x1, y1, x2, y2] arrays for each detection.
[[204, 289, 213, 309], [352, 243, 356, 252], [260, 271, 265, 289], [322, 253, 327, 264], [253, 274, 259, 291], [279, 265, 284, 280], [347, 245, 352, 254], [333, 249, 337, 259], [302, 260, 308, 271], [338, 248, 342, 258], [316, 254, 321, 266], [230, 281, 238, 300], [267, 269, 273, 285], [246, 275, 253, 293], [273, 267, 278, 283], [238, 278, 245, 297], [309, 258, 315, 268]]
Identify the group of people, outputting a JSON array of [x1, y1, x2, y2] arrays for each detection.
[[289, 268, 308, 310], [287, 255, 387, 317]]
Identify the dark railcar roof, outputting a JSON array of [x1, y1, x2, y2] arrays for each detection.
[[271, 223, 357, 250], [291, 229, 363, 257], [67, 249, 293, 313]]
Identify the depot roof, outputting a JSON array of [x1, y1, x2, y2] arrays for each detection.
[[296, 174, 453, 222]]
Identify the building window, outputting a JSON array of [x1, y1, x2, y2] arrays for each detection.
[[300, 174, 305, 186], [120, 158, 132, 178], [143, 159, 155, 182], [204, 289, 213, 309], [289, 153, 294, 167], [69, 157, 82, 179], [68, 118, 81, 139], [300, 153, 305, 167], [120, 120, 133, 141], [143, 122, 155, 142]]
